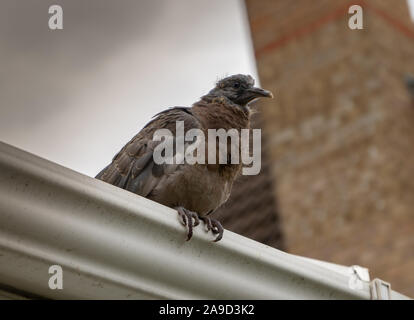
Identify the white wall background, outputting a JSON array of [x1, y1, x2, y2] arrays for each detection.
[[0, 0, 257, 176]]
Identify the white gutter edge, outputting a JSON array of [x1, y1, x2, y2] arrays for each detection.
[[0, 141, 410, 300]]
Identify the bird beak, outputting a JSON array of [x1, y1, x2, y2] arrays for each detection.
[[247, 87, 274, 99]]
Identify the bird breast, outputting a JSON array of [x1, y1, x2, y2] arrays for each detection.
[[148, 163, 233, 216]]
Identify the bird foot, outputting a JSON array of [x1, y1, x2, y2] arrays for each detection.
[[174, 207, 224, 242], [200, 217, 224, 242], [175, 207, 199, 241]]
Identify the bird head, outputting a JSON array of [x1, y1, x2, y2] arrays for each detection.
[[203, 74, 273, 107]]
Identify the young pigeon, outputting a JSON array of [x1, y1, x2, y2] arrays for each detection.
[[96, 74, 273, 241]]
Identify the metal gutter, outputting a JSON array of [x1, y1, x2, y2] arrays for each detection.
[[0, 141, 410, 299]]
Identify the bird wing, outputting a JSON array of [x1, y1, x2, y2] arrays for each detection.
[[96, 107, 202, 197]]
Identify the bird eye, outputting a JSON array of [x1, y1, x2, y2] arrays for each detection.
[[233, 82, 240, 89]]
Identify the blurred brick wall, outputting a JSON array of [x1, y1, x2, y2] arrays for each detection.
[[245, 0, 414, 297]]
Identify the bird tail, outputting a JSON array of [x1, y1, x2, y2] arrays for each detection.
[[95, 165, 109, 179]]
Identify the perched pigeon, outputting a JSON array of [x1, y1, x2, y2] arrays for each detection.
[[96, 74, 273, 241]]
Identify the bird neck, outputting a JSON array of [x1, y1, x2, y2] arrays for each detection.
[[192, 98, 251, 131]]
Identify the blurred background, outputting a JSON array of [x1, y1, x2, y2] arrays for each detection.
[[0, 0, 258, 175], [1, 0, 413, 297]]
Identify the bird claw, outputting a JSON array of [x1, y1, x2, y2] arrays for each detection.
[[200, 217, 224, 242], [175, 207, 223, 242], [175, 207, 199, 241]]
